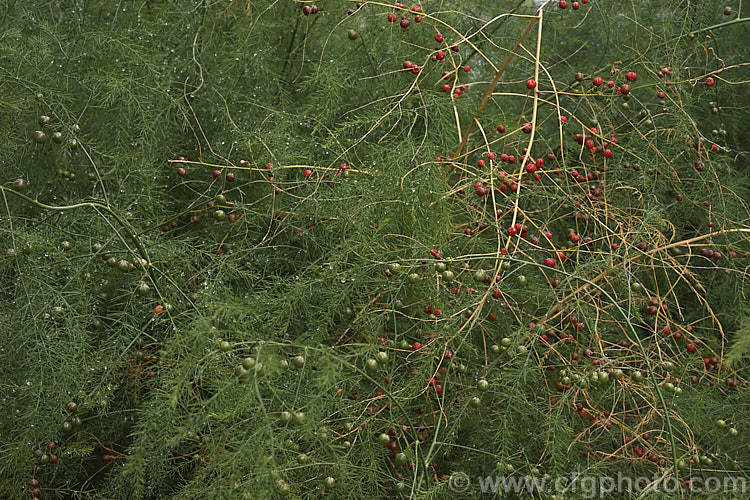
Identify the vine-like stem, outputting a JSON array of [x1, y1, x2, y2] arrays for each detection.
[[0, 186, 154, 281], [691, 15, 750, 35], [447, 12, 539, 169]]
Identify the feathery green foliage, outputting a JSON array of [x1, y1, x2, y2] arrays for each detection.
[[1, 0, 750, 498]]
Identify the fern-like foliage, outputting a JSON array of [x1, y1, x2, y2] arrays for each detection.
[[1, 1, 749, 499]]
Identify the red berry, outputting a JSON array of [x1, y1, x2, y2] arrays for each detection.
[[400, 17, 410, 30], [603, 149, 613, 158], [559, 0, 568, 8], [302, 5, 311, 15], [213, 170, 221, 180], [226, 172, 235, 182], [412, 342, 422, 351], [544, 257, 555, 268], [526, 79, 537, 90], [592, 77, 603, 86], [572, 1, 579, 9], [176, 167, 186, 177], [434, 33, 444, 42], [303, 169, 312, 178], [497, 124, 506, 133], [620, 84, 630, 94], [463, 65, 470, 72], [706, 77, 715, 86]]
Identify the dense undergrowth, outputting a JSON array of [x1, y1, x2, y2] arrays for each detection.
[[1, 0, 750, 498]]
